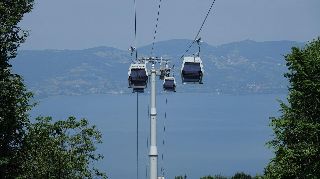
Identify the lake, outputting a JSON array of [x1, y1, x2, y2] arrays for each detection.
[[31, 93, 285, 179]]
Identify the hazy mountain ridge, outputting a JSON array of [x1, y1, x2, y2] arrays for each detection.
[[13, 39, 304, 98]]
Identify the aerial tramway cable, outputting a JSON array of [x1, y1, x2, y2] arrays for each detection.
[[151, 0, 163, 56], [133, 0, 139, 179], [180, 0, 217, 59], [160, 97, 168, 177], [129, 0, 217, 177], [136, 92, 139, 179], [134, 0, 138, 60], [146, 104, 149, 179]]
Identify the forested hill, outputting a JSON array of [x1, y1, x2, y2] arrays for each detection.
[[13, 39, 303, 98]]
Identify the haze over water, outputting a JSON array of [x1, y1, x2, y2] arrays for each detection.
[[31, 93, 284, 178]]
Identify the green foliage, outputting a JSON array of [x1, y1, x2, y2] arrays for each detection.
[[201, 174, 227, 179], [1, 1, 107, 178], [0, 0, 34, 177], [0, 0, 34, 69], [175, 175, 187, 179], [265, 38, 320, 178], [214, 174, 228, 179], [18, 116, 107, 179], [0, 69, 33, 177], [231, 172, 252, 179], [199, 173, 262, 179], [252, 174, 265, 179]]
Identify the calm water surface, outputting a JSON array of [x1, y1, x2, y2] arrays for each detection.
[[31, 93, 285, 179]]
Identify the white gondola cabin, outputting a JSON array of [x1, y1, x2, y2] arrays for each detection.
[[163, 76, 176, 92], [128, 62, 148, 92], [181, 56, 204, 84]]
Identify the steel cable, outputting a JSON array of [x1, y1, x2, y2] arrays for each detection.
[[180, 0, 217, 59], [151, 0, 163, 56], [136, 92, 139, 179]]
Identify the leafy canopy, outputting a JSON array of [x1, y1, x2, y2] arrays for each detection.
[[18, 116, 107, 179], [1, 1, 107, 178], [0, 0, 34, 69], [231, 172, 252, 179], [265, 38, 320, 178], [0, 0, 34, 177], [200, 175, 228, 179]]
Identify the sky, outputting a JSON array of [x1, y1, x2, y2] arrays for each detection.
[[20, 0, 320, 50]]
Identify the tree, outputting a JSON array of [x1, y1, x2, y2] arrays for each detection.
[[0, 0, 34, 70], [175, 175, 187, 179], [252, 174, 264, 179], [265, 38, 320, 178], [1, 1, 107, 178], [200, 175, 227, 179], [0, 70, 33, 177], [231, 172, 252, 179], [0, 0, 34, 177], [18, 116, 107, 179]]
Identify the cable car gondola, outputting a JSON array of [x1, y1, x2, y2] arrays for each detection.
[[181, 56, 204, 84], [163, 76, 176, 92], [128, 62, 148, 92]]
